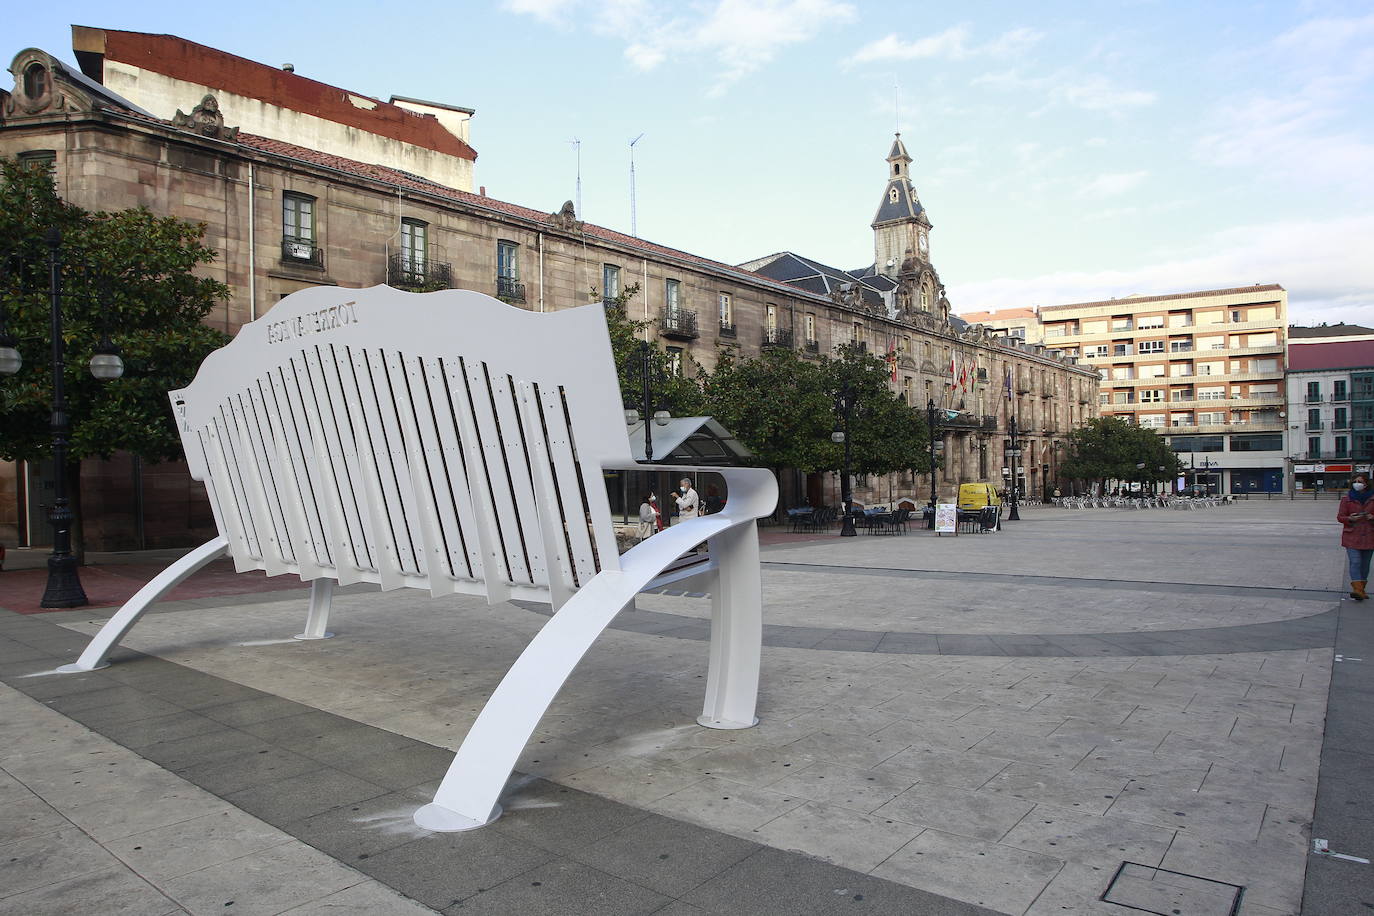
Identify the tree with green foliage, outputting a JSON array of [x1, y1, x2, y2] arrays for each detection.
[[701, 346, 835, 472], [596, 283, 705, 419], [0, 159, 231, 464], [824, 342, 930, 478], [1061, 416, 1183, 493]]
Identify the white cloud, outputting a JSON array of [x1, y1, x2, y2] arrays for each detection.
[[502, 0, 577, 23], [951, 216, 1374, 326], [506, 0, 856, 93], [1078, 170, 1148, 198], [1055, 76, 1156, 111], [847, 25, 1041, 66]]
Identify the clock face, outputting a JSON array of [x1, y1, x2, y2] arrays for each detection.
[[918, 231, 928, 253]]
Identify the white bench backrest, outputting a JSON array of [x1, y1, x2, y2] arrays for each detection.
[[170, 286, 632, 607]]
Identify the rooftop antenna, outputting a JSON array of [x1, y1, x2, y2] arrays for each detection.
[[629, 133, 645, 237], [569, 138, 582, 218]]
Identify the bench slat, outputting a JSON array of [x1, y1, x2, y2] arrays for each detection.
[[488, 369, 549, 588], [420, 357, 481, 582], [533, 384, 598, 589], [463, 358, 531, 587], [300, 346, 375, 575], [266, 364, 334, 570], [258, 370, 327, 580], [444, 357, 515, 604]]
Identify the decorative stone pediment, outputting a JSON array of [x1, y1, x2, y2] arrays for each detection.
[[173, 94, 240, 142], [550, 200, 582, 232], [4, 49, 89, 119]]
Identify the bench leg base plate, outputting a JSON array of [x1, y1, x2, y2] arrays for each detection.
[[292, 632, 335, 641], [56, 662, 110, 673], [697, 715, 759, 730], [412, 802, 502, 832]]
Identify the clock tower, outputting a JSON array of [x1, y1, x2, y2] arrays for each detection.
[[871, 133, 932, 281]]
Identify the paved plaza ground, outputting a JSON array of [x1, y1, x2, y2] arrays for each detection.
[[1, 498, 1370, 914]]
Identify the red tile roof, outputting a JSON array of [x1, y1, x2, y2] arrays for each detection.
[[1039, 285, 1285, 313], [85, 27, 476, 162], [235, 133, 831, 302], [1287, 340, 1374, 371]]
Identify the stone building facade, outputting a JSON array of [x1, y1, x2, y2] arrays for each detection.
[[0, 36, 1097, 548]]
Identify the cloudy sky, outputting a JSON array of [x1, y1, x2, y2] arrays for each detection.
[[10, 1, 1372, 325]]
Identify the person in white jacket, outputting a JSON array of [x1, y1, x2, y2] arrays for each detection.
[[673, 478, 699, 524]]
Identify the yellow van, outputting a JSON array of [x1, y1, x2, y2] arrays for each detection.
[[957, 483, 1002, 511]]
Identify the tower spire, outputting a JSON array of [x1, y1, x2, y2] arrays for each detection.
[[872, 134, 931, 279]]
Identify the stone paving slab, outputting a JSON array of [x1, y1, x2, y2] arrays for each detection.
[[0, 498, 1357, 914]]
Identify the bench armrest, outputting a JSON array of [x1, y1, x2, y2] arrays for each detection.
[[601, 461, 778, 522]]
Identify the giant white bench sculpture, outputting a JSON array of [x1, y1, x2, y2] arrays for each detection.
[[59, 285, 777, 831]]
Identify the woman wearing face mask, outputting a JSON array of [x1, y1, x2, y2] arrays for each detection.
[[1338, 472, 1374, 600]]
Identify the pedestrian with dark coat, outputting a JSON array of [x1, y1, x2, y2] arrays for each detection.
[[1338, 472, 1374, 601]]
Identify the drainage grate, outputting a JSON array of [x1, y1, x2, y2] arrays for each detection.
[[1101, 862, 1244, 916]]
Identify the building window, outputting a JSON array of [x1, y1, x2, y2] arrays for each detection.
[[1335, 436, 1349, 457], [1308, 437, 1322, 459], [496, 240, 524, 302], [401, 218, 427, 270], [766, 305, 777, 331], [17, 149, 56, 172], [718, 293, 732, 327], [1334, 379, 1348, 401], [1138, 340, 1165, 354], [1335, 407, 1348, 429], [1306, 380, 1321, 402], [1308, 408, 1321, 430], [1169, 339, 1192, 352], [1140, 389, 1164, 403], [22, 62, 49, 100], [666, 346, 683, 377], [665, 278, 681, 312], [1113, 343, 1132, 356], [1231, 433, 1283, 451], [805, 314, 816, 341], [602, 264, 621, 303], [1137, 315, 1164, 329], [282, 193, 320, 265]]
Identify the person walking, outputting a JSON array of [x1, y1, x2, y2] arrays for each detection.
[[673, 477, 699, 525], [1338, 472, 1374, 600], [637, 494, 659, 542]]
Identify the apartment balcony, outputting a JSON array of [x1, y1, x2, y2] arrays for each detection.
[[660, 307, 699, 340], [496, 275, 526, 303], [1306, 421, 1324, 431], [718, 320, 736, 338], [387, 253, 452, 291], [1305, 394, 1323, 403], [939, 413, 999, 432], [281, 237, 323, 269], [762, 327, 793, 349], [802, 339, 819, 353]]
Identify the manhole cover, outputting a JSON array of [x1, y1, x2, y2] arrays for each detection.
[[1101, 861, 1244, 916]]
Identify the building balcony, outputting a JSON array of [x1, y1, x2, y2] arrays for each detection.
[[939, 413, 999, 432], [497, 275, 526, 303], [281, 237, 323, 269], [660, 308, 699, 340], [1306, 421, 1324, 430], [762, 327, 793, 349], [803, 338, 819, 353], [718, 320, 736, 338], [387, 253, 452, 291]]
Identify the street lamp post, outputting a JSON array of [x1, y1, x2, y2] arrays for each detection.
[[1006, 416, 1021, 521], [834, 384, 856, 537], [926, 398, 940, 529], [0, 230, 125, 608]]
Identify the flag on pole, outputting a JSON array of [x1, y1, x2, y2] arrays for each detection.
[[948, 351, 957, 387], [887, 338, 898, 382]]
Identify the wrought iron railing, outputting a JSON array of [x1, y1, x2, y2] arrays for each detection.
[[660, 307, 699, 339], [387, 253, 452, 291], [281, 237, 323, 268], [718, 320, 736, 338], [762, 327, 793, 348], [497, 275, 526, 303]]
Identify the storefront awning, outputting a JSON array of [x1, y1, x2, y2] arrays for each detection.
[[626, 416, 753, 465]]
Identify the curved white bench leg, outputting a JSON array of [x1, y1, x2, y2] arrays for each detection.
[[698, 522, 761, 729], [414, 573, 637, 831], [58, 536, 231, 672], [294, 579, 335, 640]]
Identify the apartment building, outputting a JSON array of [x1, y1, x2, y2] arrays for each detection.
[[1038, 286, 1288, 494], [1285, 329, 1374, 493]]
